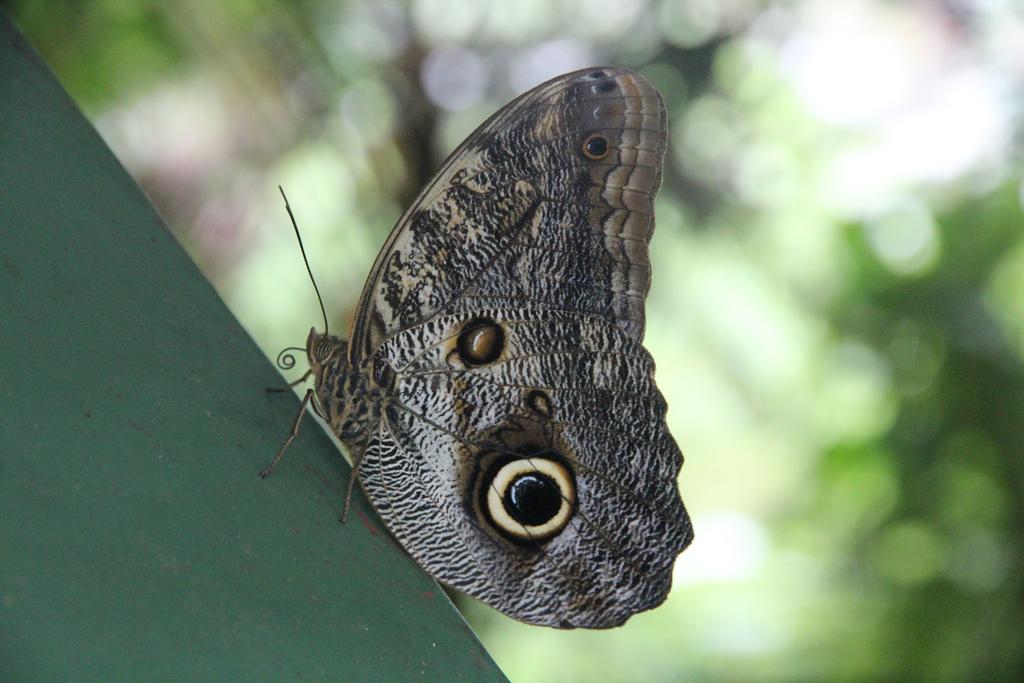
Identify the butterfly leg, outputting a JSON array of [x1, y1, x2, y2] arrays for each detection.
[[339, 450, 364, 523], [259, 387, 314, 478], [266, 368, 312, 393]]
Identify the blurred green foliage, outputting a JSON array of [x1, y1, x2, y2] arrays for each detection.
[[5, 0, 1022, 680]]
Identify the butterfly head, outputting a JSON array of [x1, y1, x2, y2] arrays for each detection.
[[305, 327, 347, 376]]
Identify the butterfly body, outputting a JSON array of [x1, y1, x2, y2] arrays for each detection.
[[296, 68, 693, 628]]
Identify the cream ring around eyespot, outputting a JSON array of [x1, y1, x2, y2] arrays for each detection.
[[486, 458, 575, 540]]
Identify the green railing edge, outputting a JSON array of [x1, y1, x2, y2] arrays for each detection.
[[0, 12, 507, 681]]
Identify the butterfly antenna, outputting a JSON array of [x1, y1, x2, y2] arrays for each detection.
[[279, 185, 329, 336]]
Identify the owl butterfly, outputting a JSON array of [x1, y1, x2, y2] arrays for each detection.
[[266, 67, 693, 629]]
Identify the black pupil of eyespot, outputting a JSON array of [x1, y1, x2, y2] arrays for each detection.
[[503, 473, 562, 526], [585, 136, 608, 157]]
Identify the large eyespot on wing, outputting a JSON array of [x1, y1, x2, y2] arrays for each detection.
[[473, 452, 577, 545], [354, 309, 693, 628], [347, 67, 668, 362]]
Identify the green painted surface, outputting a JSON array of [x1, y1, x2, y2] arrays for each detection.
[[0, 15, 506, 682]]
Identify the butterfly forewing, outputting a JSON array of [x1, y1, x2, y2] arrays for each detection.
[[349, 68, 667, 360]]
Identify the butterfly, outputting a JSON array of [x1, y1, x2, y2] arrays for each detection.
[[265, 67, 693, 629]]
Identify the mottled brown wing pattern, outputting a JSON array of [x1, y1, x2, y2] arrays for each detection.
[[312, 68, 692, 628], [358, 309, 691, 628], [349, 68, 666, 360]]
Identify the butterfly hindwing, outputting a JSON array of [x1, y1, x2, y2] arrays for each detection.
[[360, 309, 690, 628]]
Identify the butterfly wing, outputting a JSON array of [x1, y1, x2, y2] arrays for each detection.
[[364, 309, 692, 628], [349, 68, 692, 627], [349, 67, 665, 360]]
